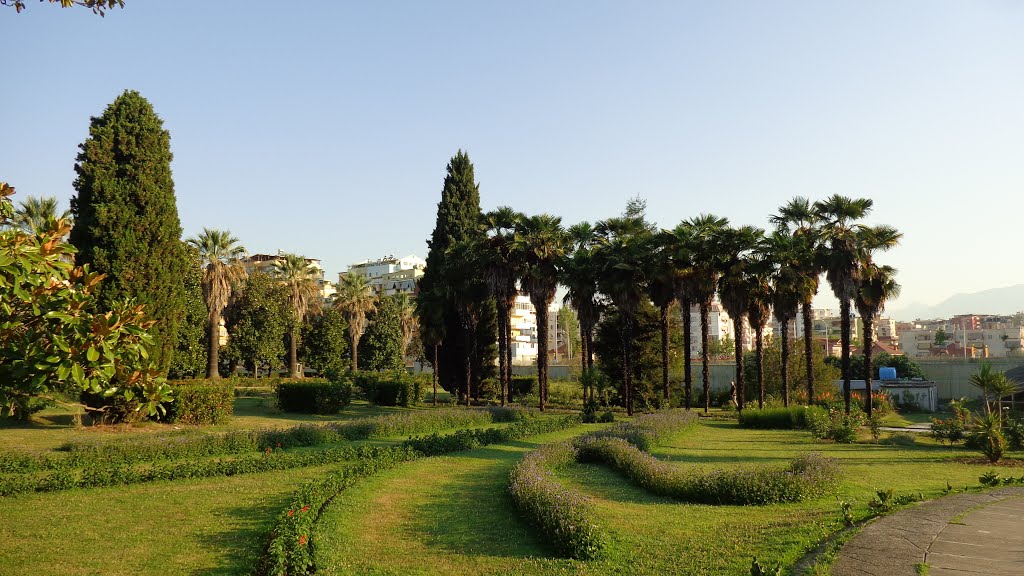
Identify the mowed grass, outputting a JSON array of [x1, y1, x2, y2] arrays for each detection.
[[314, 419, 994, 576], [0, 464, 341, 576]]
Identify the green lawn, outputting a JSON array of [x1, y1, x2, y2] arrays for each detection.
[[314, 420, 995, 576]]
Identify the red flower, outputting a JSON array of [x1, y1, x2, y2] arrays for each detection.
[[298, 534, 308, 546], [300, 505, 310, 513], [287, 509, 294, 517]]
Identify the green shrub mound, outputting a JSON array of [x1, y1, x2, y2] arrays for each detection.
[[588, 409, 699, 451], [576, 437, 841, 505], [509, 375, 537, 398], [508, 441, 605, 560], [165, 380, 234, 424], [738, 406, 823, 430], [257, 413, 582, 575], [275, 379, 352, 414], [353, 372, 430, 407]]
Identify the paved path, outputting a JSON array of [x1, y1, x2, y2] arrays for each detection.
[[833, 487, 1024, 576]]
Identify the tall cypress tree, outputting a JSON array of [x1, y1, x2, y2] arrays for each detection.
[[70, 90, 188, 374], [419, 150, 497, 399]]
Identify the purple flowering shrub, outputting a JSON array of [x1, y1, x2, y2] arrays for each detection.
[[576, 437, 840, 505], [508, 441, 606, 559], [588, 409, 699, 451]]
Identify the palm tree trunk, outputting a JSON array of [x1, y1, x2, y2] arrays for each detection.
[[505, 311, 513, 402], [733, 317, 744, 410], [580, 328, 589, 401], [351, 335, 359, 372], [701, 302, 710, 413], [781, 318, 790, 407], [289, 327, 300, 379], [464, 352, 472, 407], [660, 304, 670, 401], [537, 306, 547, 412], [755, 327, 764, 409], [682, 296, 693, 410], [623, 317, 633, 416], [498, 302, 507, 406], [803, 300, 814, 405], [432, 343, 438, 406], [864, 316, 874, 417], [207, 310, 221, 379], [841, 299, 852, 414]]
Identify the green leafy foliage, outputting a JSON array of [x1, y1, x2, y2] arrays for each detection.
[[168, 243, 208, 379], [299, 308, 349, 377], [274, 379, 352, 414], [354, 371, 425, 407], [69, 90, 189, 374], [968, 411, 1007, 463], [0, 182, 171, 421], [358, 295, 404, 372], [824, 352, 926, 381], [223, 271, 290, 375], [805, 406, 865, 443], [738, 406, 825, 430], [164, 380, 233, 424]]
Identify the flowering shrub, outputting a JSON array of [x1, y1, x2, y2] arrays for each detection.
[[508, 441, 605, 559], [576, 437, 841, 505], [587, 409, 698, 451]]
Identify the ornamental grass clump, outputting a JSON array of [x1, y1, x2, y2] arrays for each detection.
[[576, 436, 840, 505], [508, 441, 605, 560]]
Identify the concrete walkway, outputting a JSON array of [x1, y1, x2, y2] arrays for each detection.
[[833, 487, 1024, 576]]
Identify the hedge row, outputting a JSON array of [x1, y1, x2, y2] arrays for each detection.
[[508, 440, 605, 560], [0, 445, 390, 496], [0, 407, 529, 474], [275, 379, 351, 414], [353, 372, 429, 407], [588, 409, 699, 451], [576, 437, 841, 505], [165, 380, 234, 425], [257, 413, 582, 575], [737, 406, 827, 430]]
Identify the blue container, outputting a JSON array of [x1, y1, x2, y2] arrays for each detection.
[[878, 366, 897, 381]]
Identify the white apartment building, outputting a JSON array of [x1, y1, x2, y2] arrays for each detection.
[[899, 327, 1024, 358], [510, 293, 539, 364], [344, 254, 425, 296], [244, 251, 335, 303]]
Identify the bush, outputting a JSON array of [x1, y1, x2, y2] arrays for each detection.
[[509, 376, 537, 398], [738, 406, 822, 430], [275, 379, 351, 414], [588, 409, 698, 451], [969, 412, 1007, 463], [164, 380, 234, 425], [576, 437, 841, 505], [806, 406, 864, 443], [354, 371, 424, 407], [508, 441, 605, 560], [402, 415, 581, 456]]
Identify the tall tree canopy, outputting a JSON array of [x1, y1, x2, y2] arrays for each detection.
[[223, 271, 290, 377], [359, 294, 405, 372], [70, 89, 188, 375], [187, 228, 247, 379], [168, 243, 208, 380]]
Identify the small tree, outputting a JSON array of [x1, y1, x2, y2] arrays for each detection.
[[359, 295, 405, 372], [969, 363, 1018, 420], [223, 271, 290, 377], [934, 328, 948, 346], [300, 308, 349, 377]]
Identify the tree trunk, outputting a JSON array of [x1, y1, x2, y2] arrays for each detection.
[[623, 317, 633, 416], [781, 318, 790, 407], [506, 311, 513, 402], [661, 304, 670, 401], [701, 302, 710, 413], [841, 299, 852, 415], [580, 328, 589, 401], [682, 296, 693, 410], [733, 317, 744, 411], [756, 327, 764, 409], [803, 300, 814, 405], [351, 334, 359, 372], [498, 301, 507, 406], [432, 343, 438, 406], [207, 310, 220, 379], [864, 316, 874, 417], [464, 350, 472, 407], [537, 306, 547, 412], [289, 327, 301, 379]]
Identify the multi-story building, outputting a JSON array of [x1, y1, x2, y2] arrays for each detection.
[[898, 326, 1024, 358], [244, 251, 335, 302], [510, 293, 539, 364], [343, 254, 425, 296]]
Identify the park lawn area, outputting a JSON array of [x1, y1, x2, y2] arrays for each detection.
[[0, 463, 341, 576], [314, 419, 997, 576], [0, 399, 429, 453], [878, 410, 935, 427]]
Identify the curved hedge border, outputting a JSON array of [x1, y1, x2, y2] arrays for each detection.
[[508, 441, 605, 560], [588, 409, 699, 451], [576, 437, 841, 505], [257, 414, 583, 576], [0, 407, 531, 474]]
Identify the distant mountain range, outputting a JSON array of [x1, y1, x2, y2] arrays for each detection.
[[889, 284, 1024, 321]]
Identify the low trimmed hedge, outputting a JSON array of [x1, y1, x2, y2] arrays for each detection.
[[257, 413, 582, 575], [588, 408, 699, 451], [576, 437, 841, 505], [509, 376, 537, 398], [275, 379, 352, 414], [737, 406, 825, 430], [354, 371, 428, 407], [508, 441, 605, 560], [165, 380, 234, 425]]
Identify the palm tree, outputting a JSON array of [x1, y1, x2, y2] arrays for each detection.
[[855, 263, 900, 416], [481, 207, 524, 405], [187, 228, 247, 379], [515, 214, 569, 411], [745, 252, 774, 409], [815, 195, 899, 413], [969, 363, 1019, 420], [562, 222, 602, 401], [764, 231, 802, 407], [684, 214, 730, 413], [716, 225, 763, 411], [644, 231, 679, 402], [393, 292, 418, 361], [667, 222, 698, 409], [273, 253, 322, 378], [335, 272, 377, 372], [13, 195, 72, 235], [771, 197, 822, 404]]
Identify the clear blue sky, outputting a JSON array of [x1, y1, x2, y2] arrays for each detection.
[[5, 1, 1023, 317]]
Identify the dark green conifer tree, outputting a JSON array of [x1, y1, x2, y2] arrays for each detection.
[[70, 90, 188, 374], [418, 150, 497, 399]]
